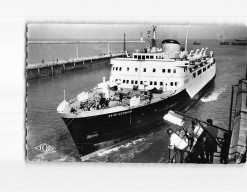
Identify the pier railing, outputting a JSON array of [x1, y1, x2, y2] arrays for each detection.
[[26, 53, 126, 79]]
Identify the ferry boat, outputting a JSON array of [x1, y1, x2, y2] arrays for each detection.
[[220, 41, 230, 45], [193, 41, 201, 45], [57, 26, 216, 155]]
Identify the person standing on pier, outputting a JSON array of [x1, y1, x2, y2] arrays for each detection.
[[204, 119, 218, 164]]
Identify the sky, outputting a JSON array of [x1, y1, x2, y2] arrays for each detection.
[[27, 23, 247, 41]]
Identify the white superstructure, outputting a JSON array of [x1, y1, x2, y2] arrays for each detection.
[[109, 35, 216, 99]]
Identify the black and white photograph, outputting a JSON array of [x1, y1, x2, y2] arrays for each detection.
[[26, 23, 247, 164], [1, 0, 247, 192]]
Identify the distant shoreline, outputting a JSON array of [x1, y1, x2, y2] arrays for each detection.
[[27, 40, 145, 44]]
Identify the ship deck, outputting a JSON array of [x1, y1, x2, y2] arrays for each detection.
[[64, 89, 176, 117]]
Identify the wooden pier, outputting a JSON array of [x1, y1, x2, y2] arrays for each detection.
[[26, 53, 126, 80]]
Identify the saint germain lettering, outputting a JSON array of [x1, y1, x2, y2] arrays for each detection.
[[108, 110, 132, 117]]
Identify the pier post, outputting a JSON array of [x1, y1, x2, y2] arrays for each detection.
[[63, 64, 65, 71], [51, 66, 54, 75], [83, 61, 84, 64], [228, 84, 238, 131], [73, 61, 75, 67], [37, 68, 40, 77], [91, 59, 92, 63]]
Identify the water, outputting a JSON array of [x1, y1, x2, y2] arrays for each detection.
[[26, 40, 247, 162]]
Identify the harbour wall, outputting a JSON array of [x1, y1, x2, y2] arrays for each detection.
[[229, 79, 247, 163], [26, 53, 125, 80]]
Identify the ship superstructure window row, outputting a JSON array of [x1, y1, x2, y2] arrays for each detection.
[[112, 66, 178, 74], [134, 55, 155, 60], [114, 79, 179, 87]]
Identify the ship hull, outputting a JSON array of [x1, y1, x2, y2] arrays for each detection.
[[62, 74, 216, 155], [220, 42, 230, 45]]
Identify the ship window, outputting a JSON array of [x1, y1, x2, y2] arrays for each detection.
[[170, 82, 173, 86], [112, 67, 115, 70], [143, 68, 146, 72], [203, 67, 206, 72], [154, 81, 157, 85], [150, 55, 154, 59], [175, 82, 178, 86], [140, 81, 143, 85], [135, 80, 138, 84], [185, 63, 189, 65], [116, 67, 118, 71], [127, 67, 129, 71], [138, 55, 141, 60], [134, 55, 137, 58], [142, 55, 145, 60], [198, 69, 202, 76], [131, 80, 134, 84], [173, 69, 176, 73], [126, 80, 129, 84], [160, 82, 163, 86], [135, 68, 138, 72], [150, 81, 153, 85], [162, 69, 165, 73], [115, 79, 118, 82], [153, 68, 156, 72], [119, 67, 122, 71], [207, 65, 210, 69], [156, 56, 158, 59], [168, 69, 171, 73], [146, 55, 149, 59], [193, 73, 196, 78], [123, 80, 126, 83]]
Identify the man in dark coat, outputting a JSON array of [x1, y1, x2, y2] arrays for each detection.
[[204, 119, 218, 164]]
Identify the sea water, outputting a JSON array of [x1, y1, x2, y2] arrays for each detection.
[[26, 40, 247, 162]]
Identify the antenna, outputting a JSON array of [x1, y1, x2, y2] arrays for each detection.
[[123, 33, 126, 53], [140, 32, 143, 42], [185, 28, 189, 52], [64, 90, 66, 101]]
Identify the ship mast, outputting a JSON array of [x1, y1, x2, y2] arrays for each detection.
[[151, 25, 157, 53], [185, 28, 189, 53], [123, 33, 126, 53]]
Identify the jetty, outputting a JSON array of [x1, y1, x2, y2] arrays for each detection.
[[26, 53, 126, 80], [228, 78, 247, 163]]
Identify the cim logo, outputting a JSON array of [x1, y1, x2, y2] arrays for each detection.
[[35, 143, 56, 153]]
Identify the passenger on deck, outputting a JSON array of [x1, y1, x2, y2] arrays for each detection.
[[100, 96, 106, 108], [70, 107, 77, 114], [204, 119, 218, 164], [119, 91, 123, 103], [149, 93, 153, 103]]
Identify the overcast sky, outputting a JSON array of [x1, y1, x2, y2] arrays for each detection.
[[27, 23, 247, 41]]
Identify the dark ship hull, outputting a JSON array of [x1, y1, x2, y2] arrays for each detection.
[[193, 42, 201, 45], [231, 41, 247, 46], [62, 75, 216, 156], [220, 41, 230, 45]]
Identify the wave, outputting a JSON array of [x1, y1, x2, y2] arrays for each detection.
[[96, 138, 145, 157], [33, 151, 76, 162], [201, 86, 226, 102]]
